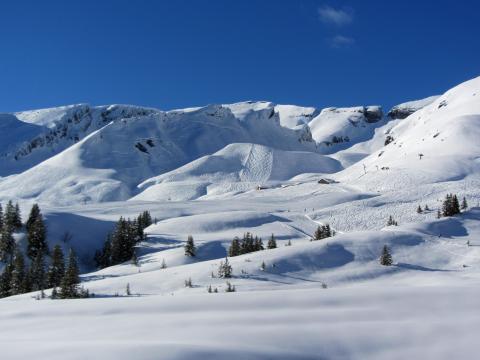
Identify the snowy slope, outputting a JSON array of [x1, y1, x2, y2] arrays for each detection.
[[309, 105, 387, 154], [0, 104, 318, 205], [133, 143, 342, 201]]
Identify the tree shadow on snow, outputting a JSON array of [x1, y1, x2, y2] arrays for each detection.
[[395, 262, 452, 272]]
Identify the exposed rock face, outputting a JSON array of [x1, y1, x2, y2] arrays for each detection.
[[387, 95, 440, 120], [363, 106, 383, 123]]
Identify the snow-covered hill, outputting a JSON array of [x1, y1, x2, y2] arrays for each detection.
[[2, 75, 480, 360]]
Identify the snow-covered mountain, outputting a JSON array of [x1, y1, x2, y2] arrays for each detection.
[[2, 76, 480, 360]]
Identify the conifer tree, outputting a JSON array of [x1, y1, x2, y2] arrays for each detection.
[[26, 204, 41, 232], [380, 245, 393, 266], [228, 237, 241, 257], [424, 205, 430, 211], [417, 205, 423, 214], [218, 258, 232, 278], [30, 253, 46, 291], [267, 234, 277, 249], [0, 203, 3, 232], [437, 209, 442, 219], [126, 283, 131, 296], [60, 249, 80, 298], [0, 226, 15, 262], [26, 208, 48, 260], [47, 245, 65, 288], [0, 262, 13, 298], [387, 216, 398, 226], [461, 197, 468, 211], [225, 281, 236, 292], [3, 201, 16, 230], [253, 236, 264, 251], [13, 203, 22, 229], [184, 235, 196, 257], [160, 258, 167, 269], [10, 249, 26, 295]]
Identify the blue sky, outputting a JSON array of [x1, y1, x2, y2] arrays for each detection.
[[0, 0, 479, 112]]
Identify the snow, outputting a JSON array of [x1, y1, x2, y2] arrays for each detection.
[[1, 76, 480, 359]]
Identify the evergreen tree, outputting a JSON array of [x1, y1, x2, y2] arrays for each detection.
[[286, 240, 292, 247], [26, 204, 41, 232], [126, 283, 131, 295], [30, 253, 46, 291], [0, 203, 3, 232], [228, 237, 241, 257], [10, 249, 26, 295], [437, 209, 442, 219], [380, 245, 393, 266], [267, 234, 277, 249], [461, 197, 468, 211], [184, 235, 196, 257], [0, 262, 13, 298], [94, 235, 112, 269], [26, 210, 48, 260], [424, 205, 430, 211], [110, 217, 135, 264], [417, 205, 423, 214], [225, 281, 236, 292], [313, 224, 332, 240], [442, 194, 461, 217], [253, 236, 264, 251], [3, 201, 16, 230], [160, 258, 167, 269], [60, 249, 80, 298], [47, 245, 65, 288], [13, 203, 22, 229], [387, 216, 398, 226], [0, 226, 15, 262], [218, 258, 232, 278]]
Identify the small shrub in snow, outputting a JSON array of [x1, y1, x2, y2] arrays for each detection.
[[184, 278, 193, 288]]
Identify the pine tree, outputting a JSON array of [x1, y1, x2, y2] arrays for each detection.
[[184, 278, 193, 288], [253, 236, 264, 251], [437, 209, 442, 219], [218, 258, 232, 278], [0, 226, 15, 262], [286, 239, 292, 247], [0, 262, 13, 298], [3, 201, 16, 231], [225, 281, 236, 292], [60, 249, 80, 299], [461, 197, 468, 211], [13, 203, 22, 229], [184, 235, 196, 257], [424, 205, 430, 211], [260, 261, 266, 271], [207, 285, 212, 293], [26, 204, 41, 232], [442, 194, 461, 217], [380, 245, 393, 266], [160, 258, 167, 269], [30, 253, 46, 292], [228, 237, 241, 257], [0, 203, 3, 232], [126, 283, 131, 296], [26, 211, 48, 260], [267, 234, 277, 249], [387, 215, 398, 226], [47, 245, 65, 288], [10, 249, 26, 295], [417, 205, 423, 214]]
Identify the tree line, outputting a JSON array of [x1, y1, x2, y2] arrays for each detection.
[[0, 203, 83, 299], [94, 211, 152, 269]]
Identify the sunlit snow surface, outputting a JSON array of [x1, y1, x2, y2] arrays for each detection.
[[1, 77, 480, 359]]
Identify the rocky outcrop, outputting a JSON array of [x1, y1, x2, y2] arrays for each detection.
[[387, 96, 439, 120]]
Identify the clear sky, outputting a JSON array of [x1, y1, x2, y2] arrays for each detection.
[[1, 0, 479, 112]]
